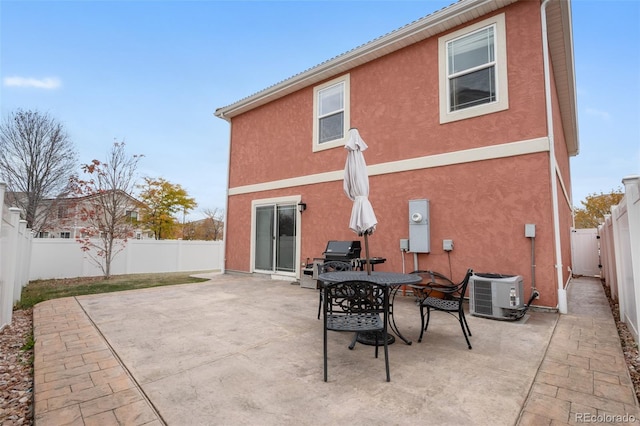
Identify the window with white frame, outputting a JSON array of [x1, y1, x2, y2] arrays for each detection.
[[60, 231, 71, 239], [126, 210, 138, 223], [313, 74, 350, 151], [57, 204, 69, 219], [439, 13, 508, 123]]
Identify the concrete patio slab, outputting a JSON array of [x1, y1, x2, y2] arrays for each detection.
[[33, 274, 639, 425]]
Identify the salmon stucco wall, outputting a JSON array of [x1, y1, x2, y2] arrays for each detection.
[[223, 1, 572, 310], [228, 2, 548, 190], [225, 148, 559, 307]]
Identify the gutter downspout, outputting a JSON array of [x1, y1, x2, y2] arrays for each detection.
[[541, 0, 567, 314], [217, 110, 232, 275]]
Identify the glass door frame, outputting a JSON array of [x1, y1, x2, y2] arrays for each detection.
[[250, 195, 302, 278]]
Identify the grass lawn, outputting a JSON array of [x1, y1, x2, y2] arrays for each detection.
[[17, 271, 213, 309]]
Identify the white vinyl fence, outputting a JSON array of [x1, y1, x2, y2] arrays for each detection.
[[599, 175, 640, 341], [1, 180, 225, 330], [1, 182, 32, 330], [570, 228, 600, 276], [29, 238, 224, 280]]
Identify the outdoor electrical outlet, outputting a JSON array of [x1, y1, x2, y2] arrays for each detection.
[[525, 224, 536, 238], [443, 239, 454, 251]]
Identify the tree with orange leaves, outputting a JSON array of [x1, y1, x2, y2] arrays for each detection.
[[574, 188, 624, 229], [70, 141, 143, 278]]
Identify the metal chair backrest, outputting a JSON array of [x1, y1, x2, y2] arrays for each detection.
[[454, 269, 474, 300], [409, 270, 455, 300], [321, 260, 353, 273], [324, 280, 387, 320], [323, 279, 391, 381]]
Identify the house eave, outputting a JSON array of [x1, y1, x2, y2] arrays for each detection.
[[214, 0, 518, 119], [546, 0, 579, 156], [214, 0, 578, 157]]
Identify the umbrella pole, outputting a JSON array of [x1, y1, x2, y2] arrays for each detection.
[[364, 233, 371, 275]]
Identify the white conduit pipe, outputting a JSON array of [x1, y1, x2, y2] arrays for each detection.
[[541, 0, 567, 314]]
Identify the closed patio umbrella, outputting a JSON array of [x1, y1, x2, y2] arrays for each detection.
[[344, 128, 377, 274]]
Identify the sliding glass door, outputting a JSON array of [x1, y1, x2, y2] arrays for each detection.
[[254, 203, 296, 273]]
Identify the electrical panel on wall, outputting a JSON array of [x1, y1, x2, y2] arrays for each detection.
[[408, 199, 430, 253]]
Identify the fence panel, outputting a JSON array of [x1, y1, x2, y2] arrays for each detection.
[[1, 183, 32, 329], [0, 183, 12, 328], [29, 239, 223, 280], [599, 175, 640, 342], [571, 228, 600, 276]]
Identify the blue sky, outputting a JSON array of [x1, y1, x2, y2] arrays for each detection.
[[1, 0, 639, 220]]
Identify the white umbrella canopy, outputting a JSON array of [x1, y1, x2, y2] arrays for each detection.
[[343, 128, 377, 273]]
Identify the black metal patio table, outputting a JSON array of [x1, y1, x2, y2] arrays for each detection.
[[318, 270, 422, 346]]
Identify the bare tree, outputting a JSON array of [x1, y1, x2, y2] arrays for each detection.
[[181, 208, 224, 241], [203, 207, 224, 240], [0, 109, 78, 230], [201, 207, 224, 240], [70, 141, 143, 278]]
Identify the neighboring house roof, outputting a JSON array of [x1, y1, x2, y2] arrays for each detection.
[[214, 0, 578, 156], [51, 190, 146, 209], [7, 189, 144, 207]]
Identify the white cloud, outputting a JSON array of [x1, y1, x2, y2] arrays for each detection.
[[3, 76, 61, 89]]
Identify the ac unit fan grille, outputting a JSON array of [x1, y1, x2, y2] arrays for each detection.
[[473, 280, 493, 316]]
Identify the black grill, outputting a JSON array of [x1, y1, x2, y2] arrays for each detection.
[[322, 240, 362, 261]]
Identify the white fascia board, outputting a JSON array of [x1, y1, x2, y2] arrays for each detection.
[[214, 0, 518, 120]]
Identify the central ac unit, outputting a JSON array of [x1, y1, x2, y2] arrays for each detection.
[[469, 273, 525, 320]]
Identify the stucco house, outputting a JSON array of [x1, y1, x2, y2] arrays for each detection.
[[214, 0, 578, 311], [11, 190, 151, 240]]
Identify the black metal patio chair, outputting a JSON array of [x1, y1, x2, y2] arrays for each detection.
[[410, 269, 474, 349], [409, 270, 458, 302], [316, 260, 353, 319], [323, 280, 390, 382]]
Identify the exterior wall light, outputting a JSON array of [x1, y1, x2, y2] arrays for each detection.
[[298, 202, 307, 213]]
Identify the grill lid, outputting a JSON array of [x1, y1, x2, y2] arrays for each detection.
[[323, 240, 362, 259]]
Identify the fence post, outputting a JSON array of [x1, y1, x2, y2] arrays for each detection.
[[7, 208, 21, 304], [623, 176, 640, 338], [13, 219, 29, 303], [0, 182, 10, 329], [601, 215, 617, 299], [19, 220, 32, 290]]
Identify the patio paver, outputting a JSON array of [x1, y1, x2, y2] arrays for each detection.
[[33, 297, 162, 425], [518, 277, 640, 425], [32, 273, 638, 425]]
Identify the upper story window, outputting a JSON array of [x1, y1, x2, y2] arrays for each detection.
[[57, 205, 69, 219], [439, 13, 508, 123], [448, 26, 496, 110], [313, 74, 350, 151]]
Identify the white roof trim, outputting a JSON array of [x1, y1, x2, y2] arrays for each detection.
[[214, 0, 577, 156], [214, 0, 517, 119]]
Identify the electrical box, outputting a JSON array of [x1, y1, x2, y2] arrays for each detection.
[[408, 199, 430, 253], [443, 239, 454, 251], [400, 239, 409, 251], [525, 224, 536, 238]]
